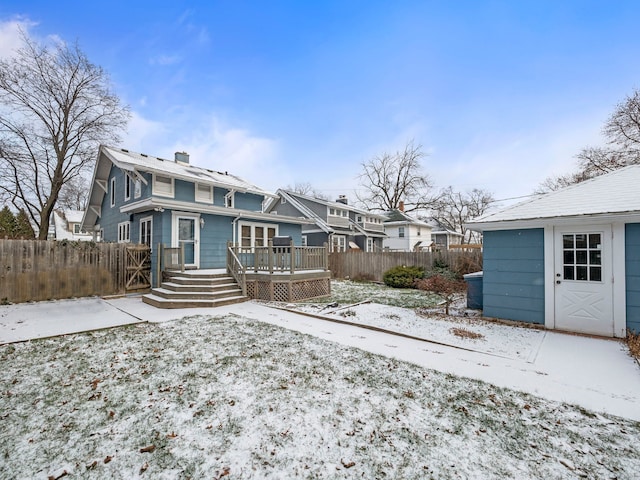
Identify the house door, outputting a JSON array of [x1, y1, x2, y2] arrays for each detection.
[[554, 226, 613, 336], [173, 214, 200, 268]]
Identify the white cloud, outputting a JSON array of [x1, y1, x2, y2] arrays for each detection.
[[0, 18, 35, 58], [121, 111, 168, 151], [149, 54, 181, 66]]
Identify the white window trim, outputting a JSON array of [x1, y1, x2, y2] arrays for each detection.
[[331, 235, 346, 253], [195, 183, 214, 203], [124, 175, 131, 201], [153, 173, 175, 198], [134, 179, 142, 199], [238, 221, 278, 249], [117, 221, 131, 243], [301, 235, 307, 247], [139, 216, 153, 250], [398, 226, 405, 238], [110, 177, 116, 207], [225, 191, 235, 208]]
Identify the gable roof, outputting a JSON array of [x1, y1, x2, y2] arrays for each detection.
[[468, 165, 640, 230], [384, 209, 431, 227], [82, 145, 276, 230], [275, 189, 388, 218]]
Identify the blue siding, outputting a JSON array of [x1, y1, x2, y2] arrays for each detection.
[[235, 192, 263, 211], [482, 229, 545, 324], [174, 179, 194, 202], [626, 223, 640, 334], [100, 165, 130, 241], [200, 215, 234, 268]]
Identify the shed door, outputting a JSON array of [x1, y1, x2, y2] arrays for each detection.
[[554, 226, 613, 336]]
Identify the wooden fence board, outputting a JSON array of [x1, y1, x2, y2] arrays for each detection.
[[328, 250, 483, 282], [0, 240, 150, 304]]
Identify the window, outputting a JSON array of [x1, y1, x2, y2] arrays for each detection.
[[153, 174, 174, 198], [356, 215, 363, 223], [110, 178, 116, 207], [329, 208, 347, 218], [239, 222, 277, 249], [331, 235, 346, 252], [118, 221, 130, 243], [562, 233, 602, 282], [225, 191, 234, 208], [398, 226, 405, 238], [140, 217, 152, 249], [301, 235, 307, 247], [72, 224, 85, 235], [195, 183, 213, 203], [366, 237, 374, 252], [125, 176, 131, 201], [134, 179, 141, 199]]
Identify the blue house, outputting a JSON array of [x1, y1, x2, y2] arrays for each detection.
[[466, 165, 640, 338], [81, 146, 328, 306]]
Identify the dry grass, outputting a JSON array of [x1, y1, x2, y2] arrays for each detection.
[[449, 327, 485, 340], [628, 331, 640, 361]]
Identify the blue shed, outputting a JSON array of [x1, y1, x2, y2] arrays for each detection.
[[466, 165, 640, 338]]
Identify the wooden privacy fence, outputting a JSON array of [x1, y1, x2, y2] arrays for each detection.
[[0, 239, 151, 304], [328, 250, 483, 282]]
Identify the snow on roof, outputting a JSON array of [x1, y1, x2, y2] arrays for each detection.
[[384, 209, 431, 226], [469, 165, 640, 226], [102, 146, 272, 196], [280, 189, 387, 218]]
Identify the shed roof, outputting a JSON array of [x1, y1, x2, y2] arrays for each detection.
[[468, 165, 640, 229]]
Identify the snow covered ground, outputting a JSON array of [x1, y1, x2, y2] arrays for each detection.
[[2, 314, 639, 479], [1, 280, 639, 478]]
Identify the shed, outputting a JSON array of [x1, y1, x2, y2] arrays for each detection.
[[466, 165, 640, 338]]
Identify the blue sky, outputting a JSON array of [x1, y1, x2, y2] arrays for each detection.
[[1, 1, 639, 205]]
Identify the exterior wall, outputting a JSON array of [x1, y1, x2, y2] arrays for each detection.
[[482, 228, 545, 324], [299, 197, 329, 219], [100, 164, 129, 241], [234, 192, 264, 211], [626, 223, 640, 333], [384, 224, 409, 251], [271, 198, 304, 218], [305, 232, 329, 247]]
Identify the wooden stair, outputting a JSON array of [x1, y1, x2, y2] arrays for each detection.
[[142, 270, 248, 309]]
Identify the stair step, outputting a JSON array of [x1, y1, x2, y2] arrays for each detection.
[[161, 281, 239, 292], [150, 287, 242, 301], [166, 276, 235, 286], [142, 294, 248, 309]]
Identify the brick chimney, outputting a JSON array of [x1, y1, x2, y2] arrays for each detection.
[[399, 201, 405, 212], [174, 151, 190, 164]]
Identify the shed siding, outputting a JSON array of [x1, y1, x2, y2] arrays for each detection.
[[482, 228, 545, 324], [626, 223, 640, 333]]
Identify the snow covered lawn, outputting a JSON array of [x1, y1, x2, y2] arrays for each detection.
[[2, 314, 639, 479]]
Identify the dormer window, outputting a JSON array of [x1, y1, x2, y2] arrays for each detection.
[[329, 207, 347, 217], [153, 174, 174, 198]]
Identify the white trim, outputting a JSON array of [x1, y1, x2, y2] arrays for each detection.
[[195, 183, 214, 204], [134, 179, 141, 199], [110, 177, 116, 207], [225, 190, 235, 208], [238, 220, 278, 249], [139, 216, 153, 250], [153, 173, 175, 198], [544, 225, 555, 330], [171, 211, 200, 267], [124, 175, 131, 201], [612, 222, 627, 337], [117, 221, 130, 243]]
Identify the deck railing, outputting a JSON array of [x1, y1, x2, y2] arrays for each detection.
[[226, 242, 247, 296], [228, 240, 328, 274]]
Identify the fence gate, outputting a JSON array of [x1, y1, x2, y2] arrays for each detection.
[[125, 244, 151, 291]]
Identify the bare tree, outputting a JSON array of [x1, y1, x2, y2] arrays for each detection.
[[0, 31, 129, 238], [536, 88, 640, 193], [430, 187, 495, 243], [285, 182, 328, 200], [356, 140, 434, 212], [57, 175, 90, 211]]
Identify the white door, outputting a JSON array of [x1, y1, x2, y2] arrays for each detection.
[[554, 226, 613, 336], [173, 214, 200, 268]]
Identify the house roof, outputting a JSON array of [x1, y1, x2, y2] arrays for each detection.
[[82, 145, 276, 230], [467, 165, 640, 230], [53, 210, 93, 241], [276, 190, 387, 218], [424, 218, 463, 237], [384, 209, 431, 227]]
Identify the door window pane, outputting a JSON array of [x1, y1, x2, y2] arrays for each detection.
[[564, 266, 574, 280], [575, 234, 587, 249], [590, 267, 602, 282], [255, 227, 264, 247], [563, 235, 574, 249], [562, 232, 603, 282], [241, 225, 251, 247]]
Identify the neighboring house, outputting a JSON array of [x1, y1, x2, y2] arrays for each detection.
[[466, 165, 640, 338], [383, 209, 432, 251], [426, 219, 464, 250], [52, 209, 94, 241], [81, 146, 311, 273], [266, 190, 387, 252]]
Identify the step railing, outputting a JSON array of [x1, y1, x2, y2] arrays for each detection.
[[226, 242, 247, 296], [156, 243, 185, 287], [229, 240, 328, 274]]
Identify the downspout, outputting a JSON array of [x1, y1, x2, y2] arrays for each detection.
[[232, 215, 242, 245]]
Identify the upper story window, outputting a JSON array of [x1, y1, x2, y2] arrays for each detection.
[[329, 207, 347, 217], [225, 191, 234, 208], [153, 174, 174, 198], [195, 183, 213, 203], [110, 177, 116, 207], [124, 176, 131, 201], [134, 179, 141, 199], [399, 226, 405, 238], [356, 215, 363, 223]]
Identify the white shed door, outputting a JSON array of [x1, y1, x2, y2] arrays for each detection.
[[554, 226, 613, 336]]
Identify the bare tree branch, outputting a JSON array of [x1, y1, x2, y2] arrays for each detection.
[[0, 29, 129, 238], [356, 140, 435, 212], [430, 187, 495, 243]]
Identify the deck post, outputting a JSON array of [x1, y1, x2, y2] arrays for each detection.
[[268, 239, 274, 274], [323, 242, 329, 270], [290, 239, 295, 274]]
